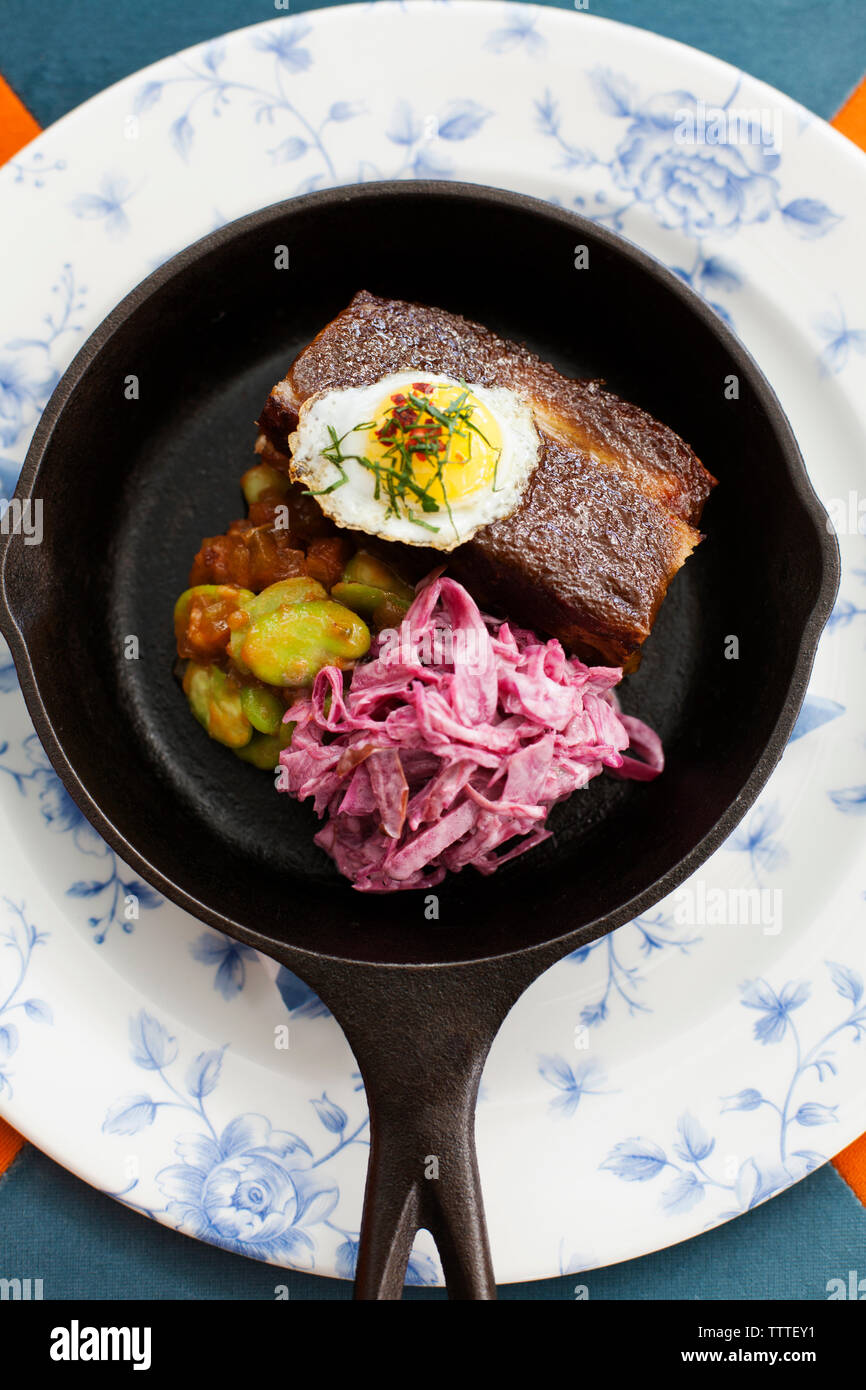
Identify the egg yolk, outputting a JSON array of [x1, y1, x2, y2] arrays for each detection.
[[364, 381, 502, 506]]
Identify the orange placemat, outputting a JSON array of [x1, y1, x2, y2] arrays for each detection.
[[0, 72, 40, 164], [0, 1116, 26, 1173]]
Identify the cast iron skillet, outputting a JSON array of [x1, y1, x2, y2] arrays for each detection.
[[0, 183, 839, 1298]]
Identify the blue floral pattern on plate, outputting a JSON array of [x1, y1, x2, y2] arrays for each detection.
[[102, 1008, 438, 1280], [0, 3, 864, 1282], [599, 962, 864, 1223], [0, 734, 163, 942], [0, 899, 51, 1100], [536, 67, 841, 329], [0, 265, 86, 467]]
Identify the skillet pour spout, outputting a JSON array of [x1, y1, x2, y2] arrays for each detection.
[[0, 182, 839, 1297]]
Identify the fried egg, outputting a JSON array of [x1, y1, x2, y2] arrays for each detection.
[[288, 372, 542, 550]]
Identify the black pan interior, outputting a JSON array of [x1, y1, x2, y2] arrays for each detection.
[[3, 184, 835, 966]]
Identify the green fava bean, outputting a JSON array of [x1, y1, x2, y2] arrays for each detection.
[[173, 584, 255, 642], [229, 577, 327, 673], [240, 600, 370, 687], [240, 684, 285, 735], [182, 662, 252, 749], [372, 591, 411, 630], [330, 581, 388, 619], [234, 721, 294, 769], [331, 581, 411, 630], [240, 463, 290, 506], [342, 550, 414, 603]]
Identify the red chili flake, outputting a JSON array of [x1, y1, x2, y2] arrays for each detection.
[[390, 393, 406, 405], [413, 382, 432, 393], [437, 441, 446, 451]]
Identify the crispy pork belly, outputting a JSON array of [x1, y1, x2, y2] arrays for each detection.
[[258, 292, 716, 666]]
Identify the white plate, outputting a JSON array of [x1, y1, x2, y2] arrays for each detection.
[[1, 2, 865, 1284]]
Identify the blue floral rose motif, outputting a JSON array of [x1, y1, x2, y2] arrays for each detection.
[[536, 71, 839, 329], [609, 91, 778, 239], [536, 68, 841, 328], [105, 1011, 380, 1273], [157, 1113, 336, 1266]]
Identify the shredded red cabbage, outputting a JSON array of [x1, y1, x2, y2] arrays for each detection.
[[278, 573, 663, 892]]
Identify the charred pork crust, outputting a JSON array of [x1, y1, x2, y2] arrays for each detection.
[[257, 291, 716, 666]]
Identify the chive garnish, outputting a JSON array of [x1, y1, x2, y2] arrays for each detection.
[[317, 384, 495, 539]]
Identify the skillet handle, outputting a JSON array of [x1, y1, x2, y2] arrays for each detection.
[[285, 957, 536, 1300], [353, 1022, 494, 1299]]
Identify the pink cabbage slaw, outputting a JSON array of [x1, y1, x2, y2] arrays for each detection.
[[278, 573, 663, 892]]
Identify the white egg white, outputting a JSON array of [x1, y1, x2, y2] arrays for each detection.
[[287, 371, 542, 551]]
